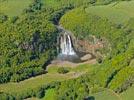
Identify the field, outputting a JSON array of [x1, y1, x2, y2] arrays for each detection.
[[41, 0, 60, 8], [0, 0, 33, 16], [85, 1, 134, 24], [121, 85, 134, 100]]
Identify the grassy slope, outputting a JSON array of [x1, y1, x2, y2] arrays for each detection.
[[0, 0, 33, 16], [47, 63, 95, 73], [121, 85, 134, 100], [41, 0, 60, 8], [91, 89, 121, 100], [26, 89, 56, 100], [0, 73, 72, 95], [85, 1, 134, 24], [42, 89, 56, 100]]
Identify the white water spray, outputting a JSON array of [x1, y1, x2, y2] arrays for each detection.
[[60, 32, 76, 55]]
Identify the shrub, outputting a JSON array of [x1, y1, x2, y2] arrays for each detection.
[[0, 92, 15, 100], [0, 14, 8, 23], [10, 16, 19, 23], [57, 67, 69, 74], [0, 68, 12, 83], [96, 57, 103, 64], [35, 88, 45, 99]]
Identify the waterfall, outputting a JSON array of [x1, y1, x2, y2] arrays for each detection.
[[60, 32, 76, 55], [57, 30, 81, 62]]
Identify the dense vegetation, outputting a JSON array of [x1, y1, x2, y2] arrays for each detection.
[[59, 1, 134, 97], [0, 0, 134, 100], [0, 0, 59, 83]]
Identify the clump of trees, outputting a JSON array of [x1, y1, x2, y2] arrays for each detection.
[[23, 0, 42, 13], [57, 67, 69, 74], [0, 92, 15, 100], [0, 7, 58, 83], [0, 13, 8, 23], [54, 74, 101, 100]]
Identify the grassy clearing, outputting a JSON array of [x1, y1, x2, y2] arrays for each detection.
[[47, 63, 95, 73], [91, 89, 121, 100], [41, 0, 59, 7], [85, 1, 134, 24], [71, 63, 95, 72], [121, 85, 134, 100], [0, 0, 33, 16], [42, 89, 56, 100], [0, 73, 72, 95]]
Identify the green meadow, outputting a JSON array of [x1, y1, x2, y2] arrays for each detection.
[[0, 0, 33, 16], [121, 85, 134, 100], [85, 1, 134, 24]]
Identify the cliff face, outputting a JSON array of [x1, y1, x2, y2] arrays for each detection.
[[72, 35, 104, 58]]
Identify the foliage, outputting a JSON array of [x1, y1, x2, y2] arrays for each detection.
[[57, 67, 69, 74], [0, 8, 58, 83], [0, 92, 15, 100], [108, 67, 134, 92], [54, 74, 101, 100], [60, 3, 134, 95]]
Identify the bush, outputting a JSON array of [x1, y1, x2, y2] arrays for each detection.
[[0, 92, 15, 100], [57, 67, 69, 74], [10, 16, 19, 23], [0, 68, 12, 83], [0, 13, 8, 23], [96, 57, 103, 64], [35, 88, 45, 99]]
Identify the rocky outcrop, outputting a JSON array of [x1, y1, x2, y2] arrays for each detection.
[[80, 54, 92, 61], [74, 35, 104, 58]]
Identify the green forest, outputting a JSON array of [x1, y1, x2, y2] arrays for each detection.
[[0, 0, 134, 100]]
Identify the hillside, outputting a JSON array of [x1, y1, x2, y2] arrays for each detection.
[[86, 1, 134, 24], [0, 0, 134, 100]]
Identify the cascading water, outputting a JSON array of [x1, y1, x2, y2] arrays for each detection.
[[57, 32, 81, 62], [60, 32, 76, 55]]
